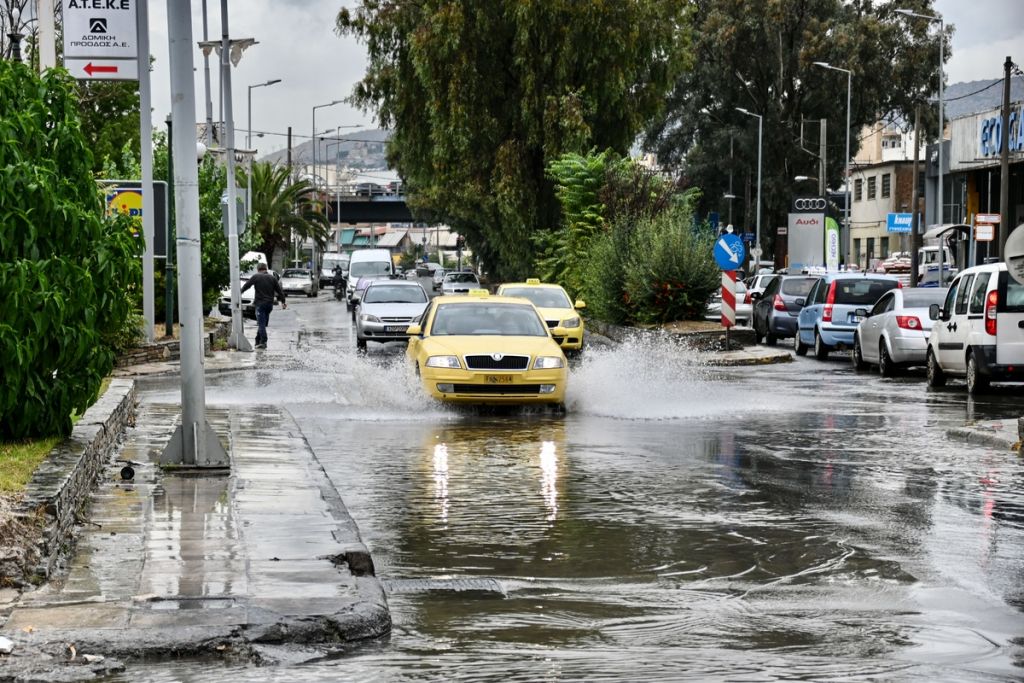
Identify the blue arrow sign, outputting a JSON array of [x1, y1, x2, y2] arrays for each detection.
[[714, 233, 745, 270]]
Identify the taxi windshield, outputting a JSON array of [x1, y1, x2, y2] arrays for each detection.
[[430, 303, 547, 336], [501, 286, 571, 308]]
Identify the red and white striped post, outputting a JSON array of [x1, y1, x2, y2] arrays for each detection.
[[721, 269, 737, 350]]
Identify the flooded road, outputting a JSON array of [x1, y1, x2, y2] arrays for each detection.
[[129, 293, 1024, 681]]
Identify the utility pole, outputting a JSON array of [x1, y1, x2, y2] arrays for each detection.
[[161, 0, 228, 469], [998, 55, 1013, 256], [201, 0, 214, 147], [138, 0, 155, 341], [910, 105, 922, 287], [818, 118, 827, 196]]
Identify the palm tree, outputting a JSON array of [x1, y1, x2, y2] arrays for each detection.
[[242, 162, 331, 270]]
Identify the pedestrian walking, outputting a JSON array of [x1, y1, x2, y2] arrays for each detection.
[[240, 263, 287, 349]]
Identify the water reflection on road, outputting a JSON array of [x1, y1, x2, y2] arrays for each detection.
[[127, 297, 1024, 681]]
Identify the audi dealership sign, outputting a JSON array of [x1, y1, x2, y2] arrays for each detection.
[[791, 196, 828, 213]]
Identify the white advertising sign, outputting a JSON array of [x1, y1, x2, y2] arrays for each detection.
[[62, 0, 138, 65], [975, 223, 995, 242], [64, 57, 138, 80], [1005, 224, 1024, 286], [786, 213, 825, 274]]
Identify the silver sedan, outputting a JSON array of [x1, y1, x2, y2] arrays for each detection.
[[853, 287, 948, 376], [355, 280, 430, 351], [441, 271, 481, 295]]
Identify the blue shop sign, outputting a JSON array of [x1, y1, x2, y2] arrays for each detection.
[[979, 106, 1024, 157], [886, 212, 920, 233]]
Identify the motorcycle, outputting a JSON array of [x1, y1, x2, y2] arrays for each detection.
[[333, 273, 347, 301]]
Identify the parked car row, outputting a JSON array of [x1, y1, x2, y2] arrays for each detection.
[[751, 262, 1024, 395]]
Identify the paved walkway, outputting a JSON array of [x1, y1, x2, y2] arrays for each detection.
[[1, 400, 389, 664]]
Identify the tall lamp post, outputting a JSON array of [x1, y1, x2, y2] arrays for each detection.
[[736, 107, 763, 267], [813, 62, 852, 266], [895, 9, 943, 229], [246, 78, 281, 215], [311, 101, 342, 280], [7, 7, 24, 62]]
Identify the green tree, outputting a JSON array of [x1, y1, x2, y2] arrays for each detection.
[[337, 0, 692, 280], [242, 162, 330, 270], [645, 0, 948, 256], [77, 80, 141, 176], [0, 62, 141, 438]]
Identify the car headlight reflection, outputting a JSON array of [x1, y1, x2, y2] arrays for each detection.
[[360, 314, 381, 323], [425, 355, 462, 369], [533, 356, 565, 369], [561, 316, 581, 328]]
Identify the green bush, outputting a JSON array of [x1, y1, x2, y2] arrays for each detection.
[[0, 62, 141, 438]]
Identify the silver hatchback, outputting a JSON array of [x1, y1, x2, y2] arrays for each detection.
[[852, 287, 947, 376], [355, 280, 430, 351]]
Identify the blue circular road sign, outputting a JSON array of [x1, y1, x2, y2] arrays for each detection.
[[714, 233, 746, 270]]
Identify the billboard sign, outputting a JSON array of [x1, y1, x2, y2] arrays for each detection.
[[62, 0, 138, 80], [103, 180, 168, 258]]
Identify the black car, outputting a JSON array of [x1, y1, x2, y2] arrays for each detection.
[[751, 275, 819, 345]]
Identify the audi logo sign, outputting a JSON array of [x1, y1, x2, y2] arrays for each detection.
[[792, 197, 828, 212]]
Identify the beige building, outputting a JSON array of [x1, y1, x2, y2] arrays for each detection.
[[849, 121, 926, 270]]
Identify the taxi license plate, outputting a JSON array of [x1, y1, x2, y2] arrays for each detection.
[[486, 375, 513, 384], [385, 325, 408, 333]]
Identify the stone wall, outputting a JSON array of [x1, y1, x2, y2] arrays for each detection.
[[115, 320, 230, 368], [14, 379, 138, 582], [589, 320, 755, 351]]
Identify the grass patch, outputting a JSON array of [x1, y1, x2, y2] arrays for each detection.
[[0, 377, 112, 493]]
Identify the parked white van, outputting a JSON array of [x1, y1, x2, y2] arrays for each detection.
[[346, 248, 394, 309], [926, 262, 1024, 393]]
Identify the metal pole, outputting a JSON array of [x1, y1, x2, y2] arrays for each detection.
[[165, 114, 175, 337], [35, 0, 56, 71], [819, 118, 827, 196], [844, 70, 851, 267], [937, 19, 944, 229], [998, 55, 1012, 256], [910, 105, 922, 286], [220, 0, 250, 352], [201, 0, 213, 147], [755, 114, 762, 266], [163, 0, 227, 468], [138, 0, 155, 342]]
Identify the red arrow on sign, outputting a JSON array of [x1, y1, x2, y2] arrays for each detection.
[[84, 62, 119, 76]]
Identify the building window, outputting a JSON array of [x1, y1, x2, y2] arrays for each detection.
[[881, 173, 891, 198], [867, 176, 877, 200], [854, 178, 863, 201]]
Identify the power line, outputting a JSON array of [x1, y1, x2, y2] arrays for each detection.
[[941, 78, 1003, 102]]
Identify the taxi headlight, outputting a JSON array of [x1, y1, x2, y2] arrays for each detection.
[[360, 314, 381, 323], [533, 356, 565, 369], [426, 355, 462, 369], [562, 316, 581, 328]]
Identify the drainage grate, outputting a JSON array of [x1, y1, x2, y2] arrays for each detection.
[[381, 578, 506, 596]]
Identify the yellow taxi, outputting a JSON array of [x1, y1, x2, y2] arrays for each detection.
[[405, 290, 567, 405], [495, 279, 586, 352]]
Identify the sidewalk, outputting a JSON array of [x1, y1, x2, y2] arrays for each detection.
[[947, 418, 1023, 451], [0, 399, 389, 673]]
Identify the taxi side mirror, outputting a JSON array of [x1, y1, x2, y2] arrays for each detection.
[[406, 323, 423, 337], [575, 299, 586, 310], [928, 303, 941, 321]]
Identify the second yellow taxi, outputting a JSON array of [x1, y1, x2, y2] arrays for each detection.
[[405, 291, 567, 406], [495, 279, 586, 353]]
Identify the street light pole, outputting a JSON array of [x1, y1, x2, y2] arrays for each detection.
[[311, 101, 342, 280], [246, 78, 281, 217], [813, 62, 853, 266], [736, 107, 763, 267], [7, 7, 24, 62], [895, 9, 944, 229]]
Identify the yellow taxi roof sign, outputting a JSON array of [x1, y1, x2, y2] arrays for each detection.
[[468, 289, 489, 297], [525, 278, 540, 285]]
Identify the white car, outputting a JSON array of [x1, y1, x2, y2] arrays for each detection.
[[926, 262, 1024, 393], [704, 281, 751, 325], [279, 268, 316, 297], [852, 287, 947, 376], [441, 271, 481, 295]]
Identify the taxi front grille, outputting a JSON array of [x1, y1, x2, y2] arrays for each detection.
[[452, 384, 541, 395], [546, 320, 558, 328], [464, 354, 529, 370]]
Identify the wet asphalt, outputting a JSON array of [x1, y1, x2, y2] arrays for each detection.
[[120, 284, 1024, 680]]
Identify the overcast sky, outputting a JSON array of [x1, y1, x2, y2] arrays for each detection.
[[146, 0, 1024, 158]]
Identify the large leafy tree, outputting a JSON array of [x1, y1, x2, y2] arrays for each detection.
[[645, 0, 948, 255], [77, 80, 141, 176], [243, 162, 331, 271], [337, 1, 692, 280], [0, 61, 141, 438]]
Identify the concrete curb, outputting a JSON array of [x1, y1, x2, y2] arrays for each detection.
[[586, 319, 791, 366], [946, 419, 1022, 452], [4, 380, 137, 587]]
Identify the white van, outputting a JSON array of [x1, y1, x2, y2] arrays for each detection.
[[321, 252, 349, 286], [346, 248, 393, 309], [926, 262, 1024, 393]]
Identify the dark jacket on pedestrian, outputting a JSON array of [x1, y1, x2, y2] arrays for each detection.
[[242, 271, 286, 307]]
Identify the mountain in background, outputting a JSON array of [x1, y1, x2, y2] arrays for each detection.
[[943, 76, 1023, 121], [259, 128, 391, 170]]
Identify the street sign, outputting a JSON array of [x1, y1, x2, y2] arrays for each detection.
[[709, 211, 719, 231], [886, 213, 913, 233], [64, 58, 139, 80], [721, 270, 736, 328], [714, 233, 745, 270], [1005, 224, 1024, 286], [975, 223, 995, 242], [976, 213, 1001, 224], [103, 180, 168, 257], [62, 0, 138, 80], [776, 226, 788, 236], [741, 232, 755, 242]]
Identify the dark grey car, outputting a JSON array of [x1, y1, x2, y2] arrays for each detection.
[[751, 275, 819, 345]]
